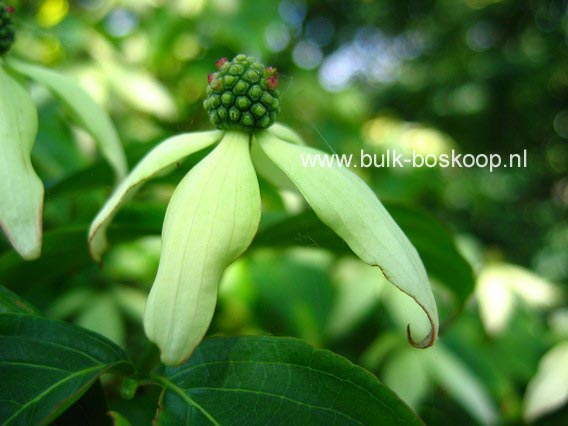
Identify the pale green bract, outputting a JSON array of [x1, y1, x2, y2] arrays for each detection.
[[0, 66, 42, 260], [89, 123, 439, 365], [0, 58, 127, 260], [145, 132, 261, 365], [254, 131, 439, 348], [88, 130, 223, 261]]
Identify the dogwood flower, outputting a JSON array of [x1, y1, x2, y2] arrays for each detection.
[[0, 4, 126, 259], [89, 54, 439, 365]]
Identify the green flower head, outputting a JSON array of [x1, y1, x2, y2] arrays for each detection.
[[203, 54, 280, 132], [0, 3, 16, 56], [89, 54, 439, 366]]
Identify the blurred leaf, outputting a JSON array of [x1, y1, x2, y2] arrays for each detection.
[[102, 64, 178, 121], [47, 287, 96, 319], [0, 285, 40, 315], [44, 140, 212, 200], [45, 145, 147, 199], [382, 347, 430, 410], [88, 36, 177, 121], [0, 313, 134, 425], [108, 410, 132, 426], [425, 344, 498, 425], [0, 216, 162, 288], [113, 286, 147, 323], [154, 335, 421, 425], [360, 332, 401, 371], [253, 209, 350, 252], [0, 226, 91, 288], [249, 249, 334, 346], [524, 341, 568, 422], [76, 293, 125, 346], [32, 98, 86, 179], [387, 205, 475, 311], [326, 259, 384, 339], [253, 204, 475, 311], [476, 263, 562, 336], [6, 59, 128, 179]]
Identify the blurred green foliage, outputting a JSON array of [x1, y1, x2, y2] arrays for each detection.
[[0, 0, 567, 424]]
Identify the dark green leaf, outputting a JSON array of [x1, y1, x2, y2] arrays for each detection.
[[45, 144, 210, 200], [0, 207, 164, 288], [0, 313, 134, 425], [0, 285, 40, 315], [248, 252, 335, 346], [154, 335, 421, 425], [0, 227, 91, 288], [54, 380, 113, 426]]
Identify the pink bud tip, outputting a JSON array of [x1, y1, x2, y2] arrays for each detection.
[[267, 75, 279, 90], [265, 66, 277, 76], [5, 5, 15, 13], [208, 73, 214, 84], [215, 57, 228, 69]]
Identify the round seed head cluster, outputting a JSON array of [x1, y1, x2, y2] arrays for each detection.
[[203, 54, 280, 132], [0, 3, 15, 56]]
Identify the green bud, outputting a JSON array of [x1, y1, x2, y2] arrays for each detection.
[[229, 106, 241, 122], [233, 80, 249, 95], [248, 85, 263, 101], [236, 96, 250, 110], [251, 103, 267, 118], [204, 54, 280, 132], [221, 92, 234, 106], [120, 378, 140, 400]]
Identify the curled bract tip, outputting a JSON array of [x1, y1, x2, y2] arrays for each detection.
[[406, 324, 436, 349]]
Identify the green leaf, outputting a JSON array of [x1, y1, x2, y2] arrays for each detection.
[[0, 226, 90, 289], [5, 58, 128, 180], [0, 285, 40, 315], [0, 313, 134, 425], [153, 336, 421, 425]]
